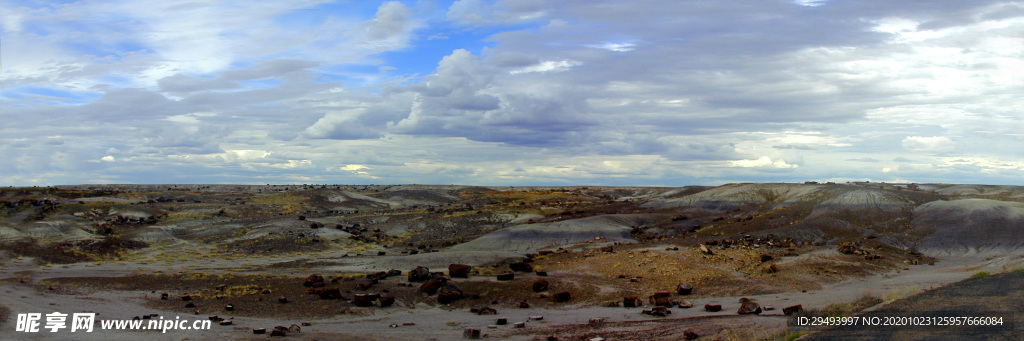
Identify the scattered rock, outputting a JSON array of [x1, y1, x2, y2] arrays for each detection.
[[420, 277, 448, 295], [737, 298, 761, 314], [552, 291, 571, 302], [699, 244, 714, 255], [643, 306, 672, 317], [378, 293, 396, 307], [704, 304, 722, 312], [353, 294, 377, 307], [676, 283, 693, 295], [532, 279, 550, 292], [408, 266, 431, 282], [354, 278, 376, 291], [463, 328, 481, 339], [437, 284, 463, 304], [683, 329, 700, 340], [623, 296, 643, 308], [497, 272, 515, 281], [783, 304, 803, 316], [303, 274, 325, 288], [649, 295, 674, 307], [510, 262, 534, 273], [449, 264, 472, 278]]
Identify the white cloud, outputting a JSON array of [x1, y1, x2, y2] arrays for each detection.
[[509, 60, 582, 74], [590, 42, 635, 52], [902, 136, 955, 153], [730, 156, 798, 169], [3, 1, 1024, 186]]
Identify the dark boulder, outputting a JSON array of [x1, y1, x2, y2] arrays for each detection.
[[509, 262, 533, 273], [303, 274, 325, 288], [649, 295, 673, 307], [408, 266, 431, 282], [449, 264, 472, 278], [354, 279, 376, 291], [532, 279, 550, 292], [737, 298, 761, 314], [704, 304, 722, 312], [783, 304, 803, 316], [378, 293, 395, 307], [314, 287, 344, 300], [676, 283, 693, 295], [353, 294, 376, 307], [420, 277, 447, 295], [552, 291, 571, 303], [496, 272, 515, 281], [438, 284, 463, 304]]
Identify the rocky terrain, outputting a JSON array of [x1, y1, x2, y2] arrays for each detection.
[[1, 182, 1023, 340]]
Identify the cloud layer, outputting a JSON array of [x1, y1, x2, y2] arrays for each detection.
[[2, 0, 1023, 185]]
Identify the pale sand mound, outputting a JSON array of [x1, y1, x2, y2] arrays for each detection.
[[19, 221, 95, 240], [448, 214, 644, 252], [341, 250, 526, 270], [912, 198, 1024, 256], [808, 188, 910, 218], [643, 183, 826, 211], [933, 184, 1024, 199]]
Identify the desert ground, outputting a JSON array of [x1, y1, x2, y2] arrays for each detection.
[[2, 182, 1023, 340]]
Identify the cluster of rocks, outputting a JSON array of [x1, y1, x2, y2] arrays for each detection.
[[298, 273, 397, 307], [837, 241, 872, 256], [462, 315, 551, 339], [703, 234, 801, 250], [251, 323, 302, 336]]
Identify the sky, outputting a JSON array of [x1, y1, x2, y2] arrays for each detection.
[[1, 0, 1023, 186]]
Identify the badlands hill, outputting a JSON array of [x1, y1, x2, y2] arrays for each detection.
[[1, 182, 1023, 340]]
